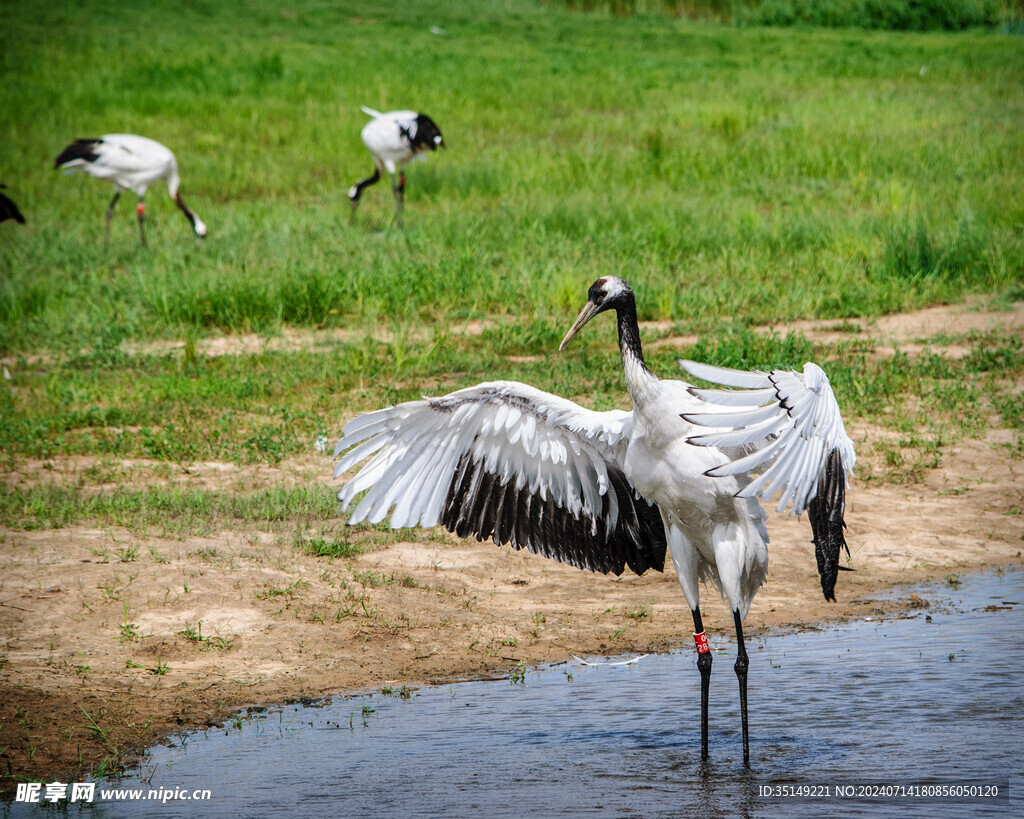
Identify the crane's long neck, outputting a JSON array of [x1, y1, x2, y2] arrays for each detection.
[[615, 297, 657, 402], [166, 165, 182, 201], [174, 191, 201, 229], [166, 166, 205, 236]]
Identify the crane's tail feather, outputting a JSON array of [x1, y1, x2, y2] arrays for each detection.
[[359, 106, 384, 118]]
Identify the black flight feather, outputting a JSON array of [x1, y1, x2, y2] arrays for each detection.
[[440, 450, 667, 577], [54, 138, 102, 168], [807, 447, 851, 601]]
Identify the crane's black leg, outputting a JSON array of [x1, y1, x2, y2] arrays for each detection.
[[136, 197, 146, 248], [105, 191, 121, 249], [733, 609, 750, 766], [393, 171, 406, 228], [691, 607, 712, 761], [348, 167, 380, 223]]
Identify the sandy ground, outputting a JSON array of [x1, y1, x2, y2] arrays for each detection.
[[1, 301, 1022, 793]]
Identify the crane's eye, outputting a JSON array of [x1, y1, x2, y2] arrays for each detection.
[[588, 277, 609, 304]]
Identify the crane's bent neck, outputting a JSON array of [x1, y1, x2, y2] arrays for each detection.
[[165, 165, 181, 200], [614, 297, 657, 400]]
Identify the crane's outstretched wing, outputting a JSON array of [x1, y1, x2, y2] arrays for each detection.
[[333, 380, 666, 576], [678, 360, 856, 601]]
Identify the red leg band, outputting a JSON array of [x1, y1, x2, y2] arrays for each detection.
[[694, 631, 710, 654]]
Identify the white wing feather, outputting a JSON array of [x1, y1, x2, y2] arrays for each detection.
[[678, 360, 856, 515], [334, 380, 633, 532]]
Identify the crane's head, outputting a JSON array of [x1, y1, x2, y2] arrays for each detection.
[[559, 277, 634, 351]]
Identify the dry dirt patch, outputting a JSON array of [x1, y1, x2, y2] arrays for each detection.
[[648, 299, 1024, 358]]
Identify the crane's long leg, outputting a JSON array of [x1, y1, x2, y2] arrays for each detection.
[[691, 607, 712, 761], [136, 197, 146, 248], [733, 609, 750, 766], [392, 171, 406, 228], [348, 166, 381, 223], [105, 191, 121, 249]]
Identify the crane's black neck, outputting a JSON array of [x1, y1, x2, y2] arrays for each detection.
[[613, 294, 653, 378], [174, 192, 197, 228]]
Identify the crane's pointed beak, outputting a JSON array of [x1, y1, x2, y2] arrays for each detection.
[[559, 301, 600, 351]]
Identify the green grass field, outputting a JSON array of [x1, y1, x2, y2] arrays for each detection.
[[1, 0, 1022, 532]]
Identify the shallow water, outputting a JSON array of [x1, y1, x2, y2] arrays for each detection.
[[7, 569, 1022, 817]]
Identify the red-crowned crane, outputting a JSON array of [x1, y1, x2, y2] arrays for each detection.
[[54, 134, 207, 247], [0, 185, 25, 224], [348, 107, 444, 227], [332, 277, 855, 766]]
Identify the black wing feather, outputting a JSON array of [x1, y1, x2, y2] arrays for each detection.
[[55, 138, 102, 168], [440, 450, 666, 577], [807, 447, 852, 601]]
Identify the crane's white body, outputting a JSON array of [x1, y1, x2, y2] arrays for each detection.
[[335, 352, 851, 621], [59, 134, 180, 197], [358, 108, 432, 175], [621, 366, 770, 617]]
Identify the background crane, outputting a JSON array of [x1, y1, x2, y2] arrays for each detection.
[[54, 134, 207, 247], [348, 107, 444, 227]]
